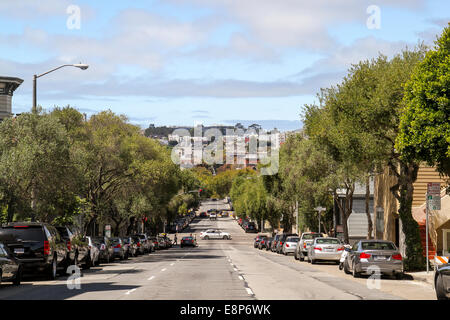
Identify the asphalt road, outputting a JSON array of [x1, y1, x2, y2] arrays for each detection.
[[0, 200, 436, 300]]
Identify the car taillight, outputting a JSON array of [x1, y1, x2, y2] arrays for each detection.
[[280, 242, 283, 246], [360, 252, 371, 259], [286, 244, 289, 247], [44, 240, 50, 255], [137, 242, 141, 247], [67, 240, 71, 251], [114, 244, 121, 248], [14, 226, 29, 228], [392, 254, 402, 260], [337, 247, 344, 251], [261, 240, 265, 244], [100, 244, 106, 250], [314, 247, 322, 251], [303, 243, 306, 248]]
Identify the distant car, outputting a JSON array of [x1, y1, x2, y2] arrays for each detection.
[[209, 212, 217, 220], [181, 236, 197, 247], [200, 229, 231, 240], [55, 226, 91, 269], [133, 234, 152, 253], [0, 242, 22, 285], [435, 263, 450, 300], [0, 222, 68, 280], [282, 236, 300, 256], [157, 237, 167, 249], [307, 237, 343, 264], [295, 232, 322, 261], [92, 236, 114, 263], [265, 237, 273, 251], [199, 212, 207, 218], [260, 237, 271, 250], [149, 237, 160, 250], [271, 234, 282, 252], [85, 236, 100, 266], [245, 222, 258, 233], [131, 235, 146, 255], [276, 233, 298, 254], [110, 237, 127, 260], [123, 237, 138, 257], [254, 235, 268, 248], [221, 211, 229, 217], [343, 240, 404, 279]]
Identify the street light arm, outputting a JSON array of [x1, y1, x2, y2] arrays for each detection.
[[36, 64, 79, 79]]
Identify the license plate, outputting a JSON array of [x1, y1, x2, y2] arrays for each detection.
[[14, 248, 24, 254], [374, 256, 387, 261], [325, 249, 334, 252]]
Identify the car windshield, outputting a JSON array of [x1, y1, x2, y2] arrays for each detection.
[[0, 227, 45, 242], [361, 242, 396, 251], [287, 237, 299, 242], [183, 237, 193, 240], [303, 233, 320, 240]]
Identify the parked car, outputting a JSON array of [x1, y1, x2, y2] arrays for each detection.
[[149, 237, 160, 250], [295, 232, 322, 261], [92, 236, 114, 263], [130, 235, 146, 255], [0, 241, 22, 285], [123, 237, 138, 257], [55, 226, 91, 270], [221, 211, 229, 217], [271, 234, 283, 252], [246, 222, 258, 233], [133, 234, 152, 253], [282, 236, 300, 256], [209, 211, 217, 220], [307, 237, 343, 264], [265, 237, 273, 251], [85, 236, 100, 266], [260, 237, 272, 250], [181, 236, 197, 247], [253, 235, 268, 248], [0, 222, 68, 279], [110, 237, 127, 260], [343, 240, 404, 279], [157, 236, 167, 249], [200, 229, 231, 240], [276, 233, 298, 254], [199, 212, 207, 218], [435, 263, 450, 300]]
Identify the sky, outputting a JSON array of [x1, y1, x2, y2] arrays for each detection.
[[0, 0, 448, 131]]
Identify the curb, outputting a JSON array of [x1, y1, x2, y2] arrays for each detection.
[[408, 273, 434, 286]]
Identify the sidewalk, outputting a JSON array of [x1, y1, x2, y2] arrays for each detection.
[[407, 270, 435, 286]]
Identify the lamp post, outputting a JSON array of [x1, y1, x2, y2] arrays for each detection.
[[32, 63, 89, 113], [30, 63, 88, 221]]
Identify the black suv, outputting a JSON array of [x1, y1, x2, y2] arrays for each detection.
[[0, 222, 68, 279], [55, 226, 91, 270], [244, 222, 258, 233]]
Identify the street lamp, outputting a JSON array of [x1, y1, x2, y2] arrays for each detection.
[[314, 206, 326, 235], [32, 63, 89, 113]]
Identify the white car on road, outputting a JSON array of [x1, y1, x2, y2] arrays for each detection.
[[200, 229, 232, 240]]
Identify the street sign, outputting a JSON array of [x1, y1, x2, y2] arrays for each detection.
[[427, 183, 441, 210], [105, 225, 111, 238]]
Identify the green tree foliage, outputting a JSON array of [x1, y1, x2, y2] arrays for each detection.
[[397, 24, 450, 177]]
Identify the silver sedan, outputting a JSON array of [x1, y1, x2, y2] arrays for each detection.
[[282, 236, 300, 255], [307, 237, 343, 264], [343, 240, 404, 279]]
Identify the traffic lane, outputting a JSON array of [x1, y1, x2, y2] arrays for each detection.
[[0, 249, 179, 300], [122, 242, 253, 300]]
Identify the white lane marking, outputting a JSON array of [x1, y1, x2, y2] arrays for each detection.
[[125, 289, 136, 295], [245, 288, 254, 295], [148, 276, 155, 281], [161, 268, 167, 272], [238, 275, 244, 281], [170, 263, 175, 266], [233, 268, 238, 272]]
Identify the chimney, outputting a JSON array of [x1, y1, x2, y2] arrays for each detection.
[[0, 76, 24, 121]]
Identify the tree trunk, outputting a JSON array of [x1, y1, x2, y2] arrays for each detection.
[[394, 162, 424, 271], [365, 174, 373, 239]]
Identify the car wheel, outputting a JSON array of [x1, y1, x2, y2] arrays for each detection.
[[49, 257, 58, 280], [352, 261, 360, 278], [395, 272, 404, 280], [294, 251, 299, 260], [311, 258, 316, 264], [83, 252, 92, 270], [13, 267, 22, 286], [436, 273, 448, 300], [223, 236, 228, 240], [204, 236, 209, 240], [343, 260, 351, 274]]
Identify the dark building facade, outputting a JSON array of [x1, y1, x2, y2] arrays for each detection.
[[0, 76, 23, 121]]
